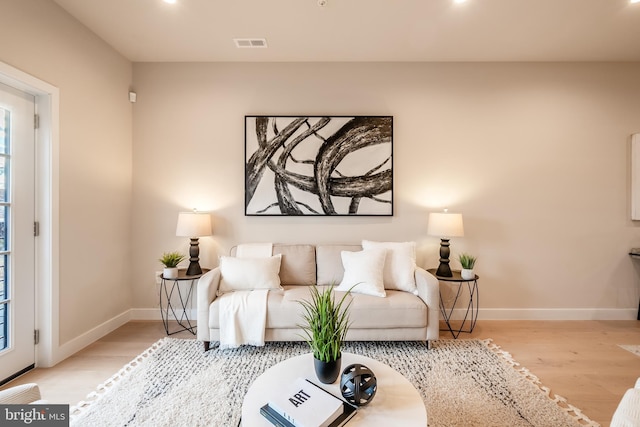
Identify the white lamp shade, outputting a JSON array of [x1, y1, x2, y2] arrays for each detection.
[[427, 212, 464, 238], [176, 212, 212, 237]]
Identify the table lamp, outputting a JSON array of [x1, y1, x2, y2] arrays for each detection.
[[176, 210, 212, 276], [427, 210, 464, 277]]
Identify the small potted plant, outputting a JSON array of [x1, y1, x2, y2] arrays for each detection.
[[159, 251, 186, 279], [298, 284, 352, 384], [458, 253, 477, 280]]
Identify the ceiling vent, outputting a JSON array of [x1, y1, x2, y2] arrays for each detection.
[[234, 38, 268, 48]]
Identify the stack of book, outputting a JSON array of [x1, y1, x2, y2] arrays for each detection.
[[260, 377, 357, 427]]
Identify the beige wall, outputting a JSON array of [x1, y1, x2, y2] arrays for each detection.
[[132, 62, 640, 317], [0, 0, 133, 344]]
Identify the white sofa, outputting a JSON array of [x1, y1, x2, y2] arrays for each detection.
[[197, 243, 440, 351], [611, 378, 640, 427]]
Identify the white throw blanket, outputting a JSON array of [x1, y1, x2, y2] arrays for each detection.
[[219, 243, 272, 349]]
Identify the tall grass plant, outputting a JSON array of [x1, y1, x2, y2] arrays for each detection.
[[298, 285, 352, 362]]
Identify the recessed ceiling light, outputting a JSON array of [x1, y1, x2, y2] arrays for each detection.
[[454, 0, 468, 3], [163, 0, 177, 4], [631, 0, 640, 4]]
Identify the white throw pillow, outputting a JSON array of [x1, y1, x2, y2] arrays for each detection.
[[336, 248, 387, 297], [362, 240, 417, 294], [218, 254, 283, 294]]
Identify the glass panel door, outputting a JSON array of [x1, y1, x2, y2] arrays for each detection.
[[0, 82, 35, 384], [0, 108, 8, 352]]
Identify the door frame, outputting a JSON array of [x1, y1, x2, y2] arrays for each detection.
[[0, 61, 59, 368]]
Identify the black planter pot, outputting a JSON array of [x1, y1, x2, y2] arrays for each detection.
[[314, 355, 342, 384]]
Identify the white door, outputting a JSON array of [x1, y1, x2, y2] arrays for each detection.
[[0, 82, 36, 383]]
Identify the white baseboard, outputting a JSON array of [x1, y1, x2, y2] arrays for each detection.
[[54, 310, 132, 365], [447, 308, 637, 321], [130, 308, 197, 321], [130, 308, 163, 320]]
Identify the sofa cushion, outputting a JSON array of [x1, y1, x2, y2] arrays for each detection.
[[284, 287, 425, 329], [362, 240, 417, 294], [336, 248, 387, 297], [316, 244, 362, 285], [273, 244, 316, 285], [210, 287, 309, 330], [346, 289, 427, 329], [218, 254, 282, 294]]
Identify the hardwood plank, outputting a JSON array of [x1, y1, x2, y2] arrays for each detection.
[[1, 320, 638, 426], [462, 320, 640, 427]]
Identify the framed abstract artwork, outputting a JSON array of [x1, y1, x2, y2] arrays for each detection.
[[245, 116, 393, 216]]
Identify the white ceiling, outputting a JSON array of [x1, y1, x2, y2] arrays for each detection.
[[52, 0, 640, 62]]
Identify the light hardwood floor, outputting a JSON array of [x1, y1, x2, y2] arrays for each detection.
[[2, 320, 639, 426]]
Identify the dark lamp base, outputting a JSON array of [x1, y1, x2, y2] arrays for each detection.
[[436, 238, 453, 277], [435, 263, 453, 277], [186, 237, 203, 276], [186, 262, 203, 276]]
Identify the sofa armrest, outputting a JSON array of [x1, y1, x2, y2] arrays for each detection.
[[0, 383, 41, 404], [415, 267, 440, 341], [197, 267, 221, 342]]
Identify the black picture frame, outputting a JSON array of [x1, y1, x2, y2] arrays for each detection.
[[245, 116, 393, 216]]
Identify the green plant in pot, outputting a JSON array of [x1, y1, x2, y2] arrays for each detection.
[[298, 284, 352, 384], [458, 253, 477, 280], [159, 251, 186, 279]]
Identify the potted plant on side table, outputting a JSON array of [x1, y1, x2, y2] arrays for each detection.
[[458, 253, 477, 280], [159, 251, 186, 279], [298, 285, 352, 384]]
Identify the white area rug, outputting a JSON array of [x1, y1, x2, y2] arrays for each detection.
[[71, 338, 598, 427], [619, 345, 640, 357]]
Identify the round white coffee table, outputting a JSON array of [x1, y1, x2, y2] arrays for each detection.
[[242, 352, 427, 426]]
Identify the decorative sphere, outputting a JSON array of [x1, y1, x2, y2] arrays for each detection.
[[340, 364, 377, 406]]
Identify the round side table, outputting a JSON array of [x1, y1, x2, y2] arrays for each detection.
[[242, 352, 427, 426], [428, 269, 479, 339], [159, 268, 208, 335]]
